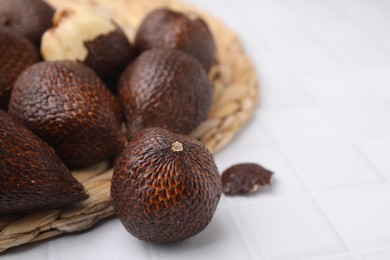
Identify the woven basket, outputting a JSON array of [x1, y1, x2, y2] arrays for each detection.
[[0, 0, 259, 253]]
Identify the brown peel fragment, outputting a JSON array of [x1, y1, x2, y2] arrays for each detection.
[[221, 163, 273, 196]]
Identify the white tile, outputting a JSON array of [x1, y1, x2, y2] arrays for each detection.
[[331, 42, 390, 69], [237, 24, 270, 54], [237, 198, 347, 260], [308, 21, 357, 49], [333, 0, 390, 52], [299, 70, 375, 103], [308, 20, 390, 68], [324, 187, 390, 249], [359, 134, 390, 179], [260, 107, 343, 145], [305, 254, 356, 260], [361, 249, 390, 260], [33, 208, 255, 260], [288, 143, 383, 190], [276, 47, 343, 74], [45, 219, 151, 260], [152, 205, 256, 260], [215, 146, 306, 196], [282, 0, 346, 24], [254, 50, 291, 78], [221, 111, 274, 151], [354, 17, 390, 50], [361, 67, 390, 103], [319, 101, 390, 140], [256, 22, 319, 51], [308, 20, 374, 52], [259, 73, 312, 108], [245, 0, 296, 25], [4, 241, 51, 260], [335, 0, 390, 26]]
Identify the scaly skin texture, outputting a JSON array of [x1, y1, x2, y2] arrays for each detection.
[[0, 29, 40, 110], [134, 8, 216, 72], [111, 127, 222, 243], [0, 110, 88, 215], [41, 8, 135, 91], [8, 60, 126, 168], [221, 163, 273, 196], [0, 0, 55, 46], [83, 27, 135, 90], [119, 48, 213, 138]]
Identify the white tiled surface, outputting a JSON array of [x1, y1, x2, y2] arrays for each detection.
[[4, 0, 390, 259], [236, 198, 347, 259], [288, 143, 383, 190], [323, 187, 390, 249]]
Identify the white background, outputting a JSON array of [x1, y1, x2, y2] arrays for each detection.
[[4, 0, 390, 259]]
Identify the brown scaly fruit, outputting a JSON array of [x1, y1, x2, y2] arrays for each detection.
[[221, 163, 273, 196], [0, 110, 88, 215], [134, 8, 216, 72], [41, 7, 135, 90], [0, 0, 55, 46], [119, 48, 213, 138], [8, 60, 126, 168], [0, 29, 40, 110], [111, 127, 222, 243]]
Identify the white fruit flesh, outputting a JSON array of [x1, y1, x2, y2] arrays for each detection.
[[41, 7, 117, 61]]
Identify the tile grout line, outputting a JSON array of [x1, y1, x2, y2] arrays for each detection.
[[246, 0, 390, 258], [304, 243, 390, 260], [356, 69, 390, 116], [277, 144, 356, 253], [258, 118, 356, 255], [225, 202, 270, 260], [311, 92, 390, 191], [145, 241, 159, 260], [351, 142, 390, 184], [257, 115, 313, 194], [224, 118, 277, 260], [261, 88, 390, 258], [295, 37, 390, 253]]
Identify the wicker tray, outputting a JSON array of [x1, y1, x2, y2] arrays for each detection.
[[0, 0, 259, 253]]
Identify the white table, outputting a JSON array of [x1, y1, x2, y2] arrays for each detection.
[[4, 0, 390, 259]]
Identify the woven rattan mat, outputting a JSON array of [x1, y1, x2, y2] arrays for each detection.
[[0, 0, 259, 253]]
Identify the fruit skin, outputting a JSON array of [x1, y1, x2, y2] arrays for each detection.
[[221, 163, 273, 196], [8, 60, 126, 168], [0, 110, 88, 215], [41, 8, 135, 90], [119, 48, 213, 138], [134, 8, 216, 72], [0, 29, 40, 110], [111, 127, 222, 243], [0, 0, 55, 46]]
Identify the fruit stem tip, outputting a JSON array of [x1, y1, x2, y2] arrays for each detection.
[[171, 141, 183, 152]]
